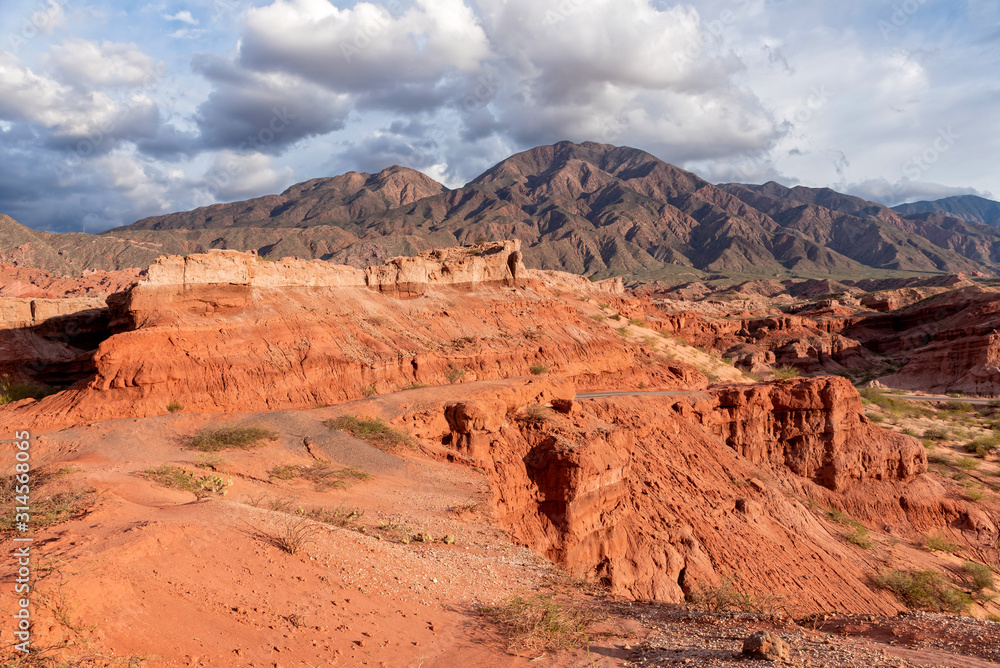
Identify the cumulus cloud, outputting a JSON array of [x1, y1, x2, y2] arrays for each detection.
[[164, 11, 199, 25], [4, 0, 1000, 233], [46, 39, 159, 88], [203, 150, 295, 201], [193, 54, 352, 153], [240, 0, 491, 93], [0, 51, 127, 138]]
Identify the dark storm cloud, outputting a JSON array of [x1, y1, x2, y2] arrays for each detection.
[[192, 54, 351, 154]]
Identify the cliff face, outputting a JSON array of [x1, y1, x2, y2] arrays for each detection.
[[139, 241, 526, 291], [0, 296, 110, 382], [432, 377, 932, 612], [0, 242, 676, 429]]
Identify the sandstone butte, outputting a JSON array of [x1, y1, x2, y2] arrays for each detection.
[[1, 240, 998, 666]]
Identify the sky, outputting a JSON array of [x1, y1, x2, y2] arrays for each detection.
[[0, 0, 998, 233]]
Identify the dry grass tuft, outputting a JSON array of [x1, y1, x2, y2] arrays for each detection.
[[480, 594, 597, 655]]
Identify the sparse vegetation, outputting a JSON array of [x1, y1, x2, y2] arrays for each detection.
[[326, 415, 414, 451], [859, 388, 935, 419], [529, 362, 549, 375], [687, 573, 784, 613], [0, 375, 55, 405], [966, 435, 1000, 457], [401, 382, 428, 390], [846, 525, 874, 549], [141, 465, 231, 498], [628, 318, 646, 327], [771, 365, 799, 380], [186, 425, 279, 452], [923, 427, 950, 441], [924, 531, 959, 553], [961, 561, 995, 595], [300, 505, 364, 529], [588, 313, 606, 322], [361, 383, 378, 397], [166, 401, 183, 413], [269, 462, 371, 490], [193, 453, 225, 470], [955, 456, 981, 471], [271, 517, 322, 555], [0, 469, 94, 532], [522, 404, 550, 425], [872, 569, 971, 613], [446, 364, 466, 384], [480, 594, 595, 654]]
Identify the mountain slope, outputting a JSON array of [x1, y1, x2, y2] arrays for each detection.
[[5, 142, 1000, 278], [893, 195, 1000, 228], [126, 165, 448, 231]]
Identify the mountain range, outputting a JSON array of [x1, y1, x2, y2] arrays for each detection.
[[4, 141, 1000, 278]]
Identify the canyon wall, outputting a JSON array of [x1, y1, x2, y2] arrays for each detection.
[[0, 243, 677, 429], [426, 377, 935, 613]]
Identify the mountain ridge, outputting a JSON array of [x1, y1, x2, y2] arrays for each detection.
[[3, 141, 999, 278]]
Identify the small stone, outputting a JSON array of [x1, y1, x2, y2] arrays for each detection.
[[742, 631, 791, 661]]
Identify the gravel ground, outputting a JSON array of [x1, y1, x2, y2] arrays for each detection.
[[603, 604, 1000, 668]]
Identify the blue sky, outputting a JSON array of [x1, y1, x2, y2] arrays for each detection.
[[0, 0, 997, 232]]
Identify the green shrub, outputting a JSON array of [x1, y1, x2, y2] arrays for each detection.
[[529, 362, 549, 375], [859, 388, 935, 418], [186, 425, 279, 452], [326, 415, 414, 451], [956, 456, 981, 471], [925, 531, 958, 553], [961, 561, 995, 594], [166, 402, 183, 413], [846, 525, 873, 549], [0, 375, 55, 405], [628, 318, 646, 327], [270, 462, 371, 490], [771, 365, 799, 380], [923, 427, 950, 441], [401, 382, 427, 390], [361, 383, 378, 397], [142, 465, 231, 498], [966, 435, 1000, 457], [872, 569, 971, 613]]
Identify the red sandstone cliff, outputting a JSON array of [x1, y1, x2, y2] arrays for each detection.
[[0, 242, 688, 430], [405, 376, 972, 614]]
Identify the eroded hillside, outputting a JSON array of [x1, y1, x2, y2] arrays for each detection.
[[1, 242, 998, 667]]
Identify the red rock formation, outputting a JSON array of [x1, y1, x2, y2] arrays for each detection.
[[431, 377, 931, 612], [0, 242, 689, 430]]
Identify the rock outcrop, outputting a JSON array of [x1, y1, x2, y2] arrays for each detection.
[[0, 296, 110, 382], [0, 242, 688, 429], [428, 376, 931, 613]]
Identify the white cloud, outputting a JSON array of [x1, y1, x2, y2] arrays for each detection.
[[845, 178, 992, 207], [46, 39, 159, 88], [164, 10, 199, 25], [170, 28, 206, 40], [240, 0, 492, 90], [203, 150, 295, 201], [0, 51, 120, 137]]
